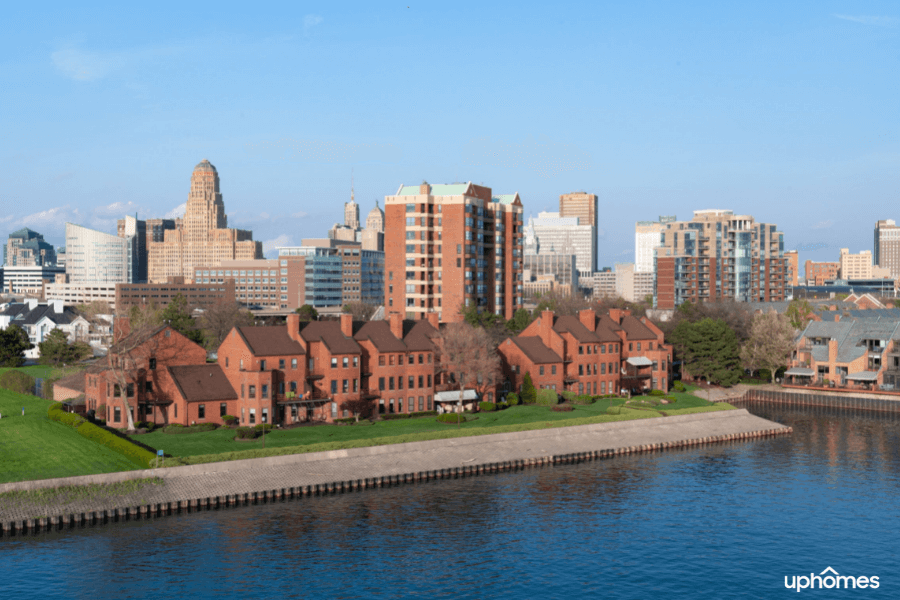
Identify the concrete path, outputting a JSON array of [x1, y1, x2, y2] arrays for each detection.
[[0, 409, 787, 525]]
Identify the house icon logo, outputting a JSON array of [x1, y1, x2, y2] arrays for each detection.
[[784, 567, 880, 591]]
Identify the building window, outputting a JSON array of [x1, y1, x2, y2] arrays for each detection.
[[290, 381, 297, 393], [379, 377, 385, 391], [249, 409, 256, 424], [342, 379, 349, 393], [149, 358, 156, 370], [145, 381, 153, 393], [539, 366, 544, 375], [343, 357, 349, 368], [331, 380, 338, 394], [331, 358, 338, 368], [418, 375, 424, 388], [220, 402, 227, 417], [260, 360, 267, 371], [198, 404, 206, 419], [379, 356, 385, 366], [637, 343, 641, 351], [114, 407, 121, 422], [292, 358, 298, 369], [262, 384, 269, 399], [353, 357, 358, 367], [262, 408, 269, 423], [279, 359, 285, 370], [409, 376, 415, 389], [551, 365, 556, 375], [249, 385, 256, 398], [389, 377, 395, 390]]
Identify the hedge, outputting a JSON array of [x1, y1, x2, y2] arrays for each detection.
[[0, 371, 35, 395], [235, 426, 261, 440], [163, 422, 218, 434], [673, 381, 686, 392], [535, 389, 557, 406], [47, 403, 87, 429], [76, 421, 156, 468], [479, 401, 496, 412], [649, 389, 666, 397], [436, 413, 465, 423]]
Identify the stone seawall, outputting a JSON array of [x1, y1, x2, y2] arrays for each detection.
[[741, 388, 900, 413], [0, 409, 790, 537]]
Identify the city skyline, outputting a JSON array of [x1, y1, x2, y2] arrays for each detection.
[[1, 2, 898, 265]]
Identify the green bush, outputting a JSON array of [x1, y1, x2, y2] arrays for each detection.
[[75, 422, 156, 468], [571, 394, 595, 405], [521, 372, 537, 404], [436, 413, 465, 423], [235, 426, 261, 439], [561, 390, 576, 402], [674, 381, 686, 392], [479, 401, 496, 412], [254, 423, 274, 432], [535, 389, 557, 406], [649, 389, 666, 397], [505, 392, 519, 406], [222, 415, 237, 426], [381, 413, 412, 421], [0, 370, 35, 395], [409, 411, 438, 418], [164, 422, 217, 434], [47, 403, 87, 428], [135, 421, 158, 432], [497, 401, 509, 410]]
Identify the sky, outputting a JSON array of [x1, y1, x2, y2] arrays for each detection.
[[1, 1, 898, 266]]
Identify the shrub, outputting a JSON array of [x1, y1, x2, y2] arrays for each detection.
[[381, 413, 412, 421], [673, 381, 686, 392], [505, 392, 520, 406], [479, 401, 496, 412], [535, 389, 557, 406], [436, 413, 465, 424], [235, 426, 261, 439], [521, 372, 537, 404], [409, 411, 438, 418], [164, 422, 217, 434], [561, 390, 576, 402], [75, 421, 156, 468], [649, 389, 666, 397], [254, 423, 274, 432], [47, 403, 87, 428], [571, 394, 594, 405], [552, 404, 574, 412], [0, 370, 35, 395], [333, 417, 356, 424], [222, 415, 237, 426], [498, 401, 509, 410]]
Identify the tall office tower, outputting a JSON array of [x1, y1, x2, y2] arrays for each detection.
[[66, 223, 139, 284], [654, 209, 788, 309], [558, 192, 598, 273], [784, 250, 799, 287], [344, 184, 360, 230], [384, 182, 524, 323], [527, 212, 595, 279], [635, 216, 676, 273], [874, 219, 900, 279], [148, 160, 262, 283], [118, 216, 147, 283], [4, 228, 56, 267]]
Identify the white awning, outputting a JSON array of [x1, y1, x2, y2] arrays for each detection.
[[846, 371, 879, 381], [626, 356, 653, 367], [435, 389, 479, 402], [784, 368, 815, 376]]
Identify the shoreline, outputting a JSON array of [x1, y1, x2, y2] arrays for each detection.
[[0, 409, 789, 536]]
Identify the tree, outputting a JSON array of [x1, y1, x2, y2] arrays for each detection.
[[198, 300, 255, 351], [533, 290, 591, 316], [521, 371, 537, 404], [340, 395, 375, 423], [38, 329, 92, 366], [295, 304, 318, 321], [459, 303, 508, 348], [741, 312, 796, 383], [671, 318, 741, 387], [435, 322, 501, 427], [505, 308, 533, 334], [160, 294, 203, 344], [785, 299, 814, 330], [342, 301, 378, 322], [0, 325, 32, 367]]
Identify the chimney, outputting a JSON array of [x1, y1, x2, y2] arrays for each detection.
[[540, 310, 554, 345], [828, 338, 838, 365], [389, 312, 404, 340], [286, 313, 301, 343], [340, 313, 353, 337], [578, 309, 596, 331], [425, 312, 440, 329], [419, 182, 430, 195], [608, 308, 630, 324]]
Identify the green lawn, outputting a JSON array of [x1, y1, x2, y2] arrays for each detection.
[[143, 391, 724, 459], [0, 388, 141, 484], [0, 365, 83, 380]]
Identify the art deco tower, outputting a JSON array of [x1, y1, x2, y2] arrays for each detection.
[[185, 160, 227, 240]]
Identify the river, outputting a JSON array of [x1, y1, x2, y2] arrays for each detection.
[[1, 402, 898, 599]]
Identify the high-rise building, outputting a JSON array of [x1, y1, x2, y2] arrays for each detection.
[[805, 260, 840, 285], [874, 219, 900, 279], [635, 216, 676, 274], [384, 182, 524, 323], [839, 248, 876, 280], [559, 192, 598, 272], [523, 254, 579, 297], [4, 228, 56, 267], [277, 240, 384, 308], [526, 211, 595, 278], [329, 193, 384, 252], [344, 183, 360, 230], [65, 223, 139, 284], [784, 250, 799, 287], [654, 209, 788, 309], [148, 160, 262, 283]]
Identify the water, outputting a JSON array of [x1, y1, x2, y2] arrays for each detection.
[[2, 402, 899, 599]]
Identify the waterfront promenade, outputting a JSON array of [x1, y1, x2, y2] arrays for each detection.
[[0, 408, 787, 531]]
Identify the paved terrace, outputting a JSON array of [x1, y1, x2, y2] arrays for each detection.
[[0, 409, 787, 527]]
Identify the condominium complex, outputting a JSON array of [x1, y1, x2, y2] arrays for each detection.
[[383, 182, 524, 322], [65, 223, 140, 285], [654, 209, 788, 309], [784, 250, 799, 287], [148, 160, 262, 283], [874, 219, 900, 279], [4, 228, 56, 267], [525, 211, 595, 278], [635, 216, 676, 274], [804, 261, 840, 285]]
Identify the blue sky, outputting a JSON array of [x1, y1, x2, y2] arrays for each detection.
[[1, 1, 898, 266]]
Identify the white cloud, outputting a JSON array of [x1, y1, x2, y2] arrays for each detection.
[[13, 205, 83, 233], [93, 201, 143, 219], [811, 220, 834, 230], [165, 203, 186, 219], [304, 14, 324, 33], [834, 14, 899, 27], [262, 234, 293, 255]]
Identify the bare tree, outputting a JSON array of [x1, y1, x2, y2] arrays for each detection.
[[434, 322, 501, 427], [342, 301, 379, 322], [340, 395, 375, 423], [533, 289, 591, 316], [198, 300, 255, 351], [740, 312, 796, 383]]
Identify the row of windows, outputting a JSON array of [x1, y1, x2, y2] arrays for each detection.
[[377, 353, 432, 367], [378, 374, 433, 391]]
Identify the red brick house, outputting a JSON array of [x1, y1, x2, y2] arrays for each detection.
[[498, 308, 672, 397]]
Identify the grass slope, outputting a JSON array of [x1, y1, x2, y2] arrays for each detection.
[[0, 389, 141, 484]]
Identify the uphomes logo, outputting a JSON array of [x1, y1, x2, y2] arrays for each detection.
[[785, 567, 880, 591]]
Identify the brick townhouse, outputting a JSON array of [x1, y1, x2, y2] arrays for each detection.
[[499, 308, 672, 397]]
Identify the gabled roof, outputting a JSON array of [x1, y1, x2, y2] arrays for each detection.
[[1, 303, 79, 327], [299, 321, 361, 354], [491, 193, 520, 205], [510, 336, 563, 364], [353, 321, 407, 352], [236, 326, 305, 356], [801, 319, 900, 364], [618, 315, 657, 341], [403, 320, 439, 351], [107, 325, 169, 354], [167, 365, 237, 402], [552, 315, 601, 343], [54, 372, 86, 393]]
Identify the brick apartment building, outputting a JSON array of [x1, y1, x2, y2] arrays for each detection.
[[383, 182, 524, 323], [804, 261, 840, 285], [115, 277, 235, 311], [499, 308, 672, 396], [654, 210, 788, 309]]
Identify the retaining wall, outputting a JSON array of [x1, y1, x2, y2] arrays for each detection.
[[742, 388, 900, 413]]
